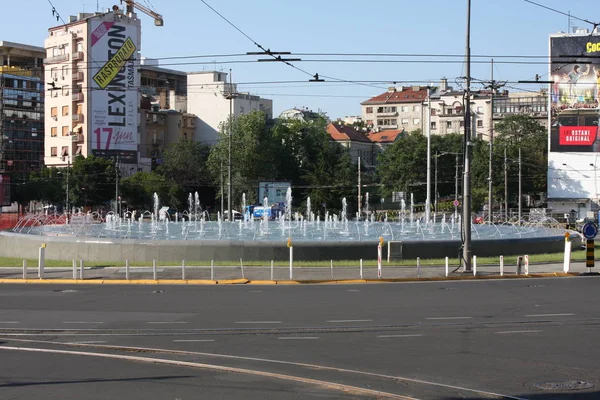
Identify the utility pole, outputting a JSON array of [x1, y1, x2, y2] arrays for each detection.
[[518, 147, 522, 225], [358, 156, 361, 220], [66, 156, 70, 220], [425, 88, 432, 224], [504, 146, 508, 221], [455, 153, 459, 220], [462, 0, 472, 272], [115, 155, 119, 216], [434, 152, 438, 213], [220, 159, 224, 217], [225, 69, 238, 222], [488, 59, 494, 223]]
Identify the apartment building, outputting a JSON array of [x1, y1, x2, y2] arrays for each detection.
[[187, 71, 273, 145], [327, 122, 373, 166], [361, 86, 427, 133], [139, 107, 196, 164], [44, 7, 141, 168]]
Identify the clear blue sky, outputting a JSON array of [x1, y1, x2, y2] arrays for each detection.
[[1, 0, 597, 118]]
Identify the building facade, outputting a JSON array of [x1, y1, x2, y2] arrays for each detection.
[[0, 41, 45, 177], [326, 122, 373, 166], [186, 71, 273, 145], [361, 86, 427, 133], [44, 8, 141, 169]]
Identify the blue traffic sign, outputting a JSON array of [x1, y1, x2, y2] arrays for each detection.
[[582, 222, 598, 239]]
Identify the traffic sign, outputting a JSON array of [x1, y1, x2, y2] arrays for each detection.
[[453, 200, 460, 207], [582, 222, 598, 239]]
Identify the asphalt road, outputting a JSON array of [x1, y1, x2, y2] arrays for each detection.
[[1, 277, 599, 399]]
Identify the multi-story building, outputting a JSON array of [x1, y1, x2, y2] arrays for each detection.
[[493, 90, 549, 128], [139, 107, 196, 163], [140, 57, 188, 112], [326, 122, 373, 166], [361, 86, 427, 133], [44, 7, 141, 169], [0, 41, 45, 178], [429, 89, 493, 139], [187, 71, 272, 145]]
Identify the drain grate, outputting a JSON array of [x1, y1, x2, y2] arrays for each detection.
[[534, 381, 594, 391]]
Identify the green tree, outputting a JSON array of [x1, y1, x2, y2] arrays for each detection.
[[159, 139, 211, 196], [68, 155, 116, 207], [120, 171, 183, 211]]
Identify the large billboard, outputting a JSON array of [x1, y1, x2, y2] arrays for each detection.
[[89, 18, 140, 162], [548, 34, 600, 203]]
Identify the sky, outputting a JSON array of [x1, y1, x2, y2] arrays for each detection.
[[1, 0, 598, 118]]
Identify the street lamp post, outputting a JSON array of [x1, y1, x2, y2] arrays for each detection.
[[224, 69, 238, 222], [462, 0, 473, 272]]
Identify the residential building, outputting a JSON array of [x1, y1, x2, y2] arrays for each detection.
[[44, 7, 141, 169], [493, 90, 549, 128], [139, 108, 196, 163], [327, 122, 373, 166], [429, 89, 494, 139], [140, 57, 188, 112], [369, 129, 404, 162], [361, 86, 427, 133], [0, 41, 45, 177], [187, 71, 273, 145]]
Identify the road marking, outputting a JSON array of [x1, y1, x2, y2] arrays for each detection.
[[248, 290, 263, 293], [278, 337, 319, 340], [67, 341, 107, 344], [0, 345, 418, 400], [496, 330, 541, 334], [377, 334, 423, 338], [326, 319, 373, 323], [0, 321, 19, 324], [146, 321, 189, 324], [63, 321, 104, 324], [173, 339, 215, 343], [425, 317, 473, 320], [235, 321, 281, 324], [346, 289, 360, 292], [524, 313, 575, 317]]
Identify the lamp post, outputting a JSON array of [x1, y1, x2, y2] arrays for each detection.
[[462, 0, 472, 272], [224, 69, 238, 222]]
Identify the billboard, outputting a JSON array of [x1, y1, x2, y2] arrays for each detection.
[[258, 182, 291, 205], [89, 18, 140, 162]]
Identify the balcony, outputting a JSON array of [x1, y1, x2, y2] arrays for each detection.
[[71, 133, 83, 143], [377, 111, 398, 117], [72, 52, 84, 61], [44, 54, 69, 64], [379, 124, 398, 130], [73, 71, 84, 81], [72, 92, 83, 102], [72, 113, 84, 123]]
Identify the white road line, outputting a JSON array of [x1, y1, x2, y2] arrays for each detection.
[[62, 321, 104, 324], [377, 334, 423, 338], [66, 341, 107, 344], [0, 321, 19, 324], [524, 313, 575, 317], [278, 337, 319, 340], [173, 339, 215, 342], [146, 322, 189, 324], [235, 321, 281, 324], [326, 319, 373, 323], [496, 330, 541, 334], [425, 317, 473, 320]]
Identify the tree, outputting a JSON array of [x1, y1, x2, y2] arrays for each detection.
[[9, 168, 64, 210], [68, 155, 116, 208], [159, 139, 211, 193], [120, 171, 183, 211]]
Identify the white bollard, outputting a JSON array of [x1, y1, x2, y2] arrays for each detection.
[[473, 255, 477, 276], [445, 257, 449, 277], [211, 260, 215, 280], [72, 260, 77, 280], [182, 260, 186, 280], [289, 246, 294, 280], [500, 255, 504, 276], [38, 245, 46, 279], [240, 258, 245, 279], [79, 260, 84, 280], [377, 245, 382, 278], [125, 259, 130, 280], [152, 260, 157, 280], [417, 257, 421, 279], [330, 260, 334, 279], [360, 259, 363, 280], [563, 239, 572, 273], [22, 260, 27, 279], [270, 260, 274, 281], [524, 255, 529, 275]]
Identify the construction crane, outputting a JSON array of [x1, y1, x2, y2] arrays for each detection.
[[120, 0, 164, 26]]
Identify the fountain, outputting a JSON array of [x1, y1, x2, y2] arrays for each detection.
[[1, 189, 576, 263]]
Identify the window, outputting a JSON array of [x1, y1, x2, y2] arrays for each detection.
[[431, 122, 437, 130], [413, 118, 420, 125], [50, 147, 57, 157], [62, 146, 69, 157], [413, 105, 420, 112], [51, 127, 57, 137], [51, 107, 57, 117], [75, 145, 83, 155], [366, 107, 373, 114], [401, 118, 409, 125], [447, 109, 453, 115], [459, 120, 464, 128], [62, 65, 69, 78], [430, 109, 437, 116], [62, 126, 69, 136], [240, 106, 245, 114], [401, 106, 408, 112], [446, 121, 452, 128], [62, 85, 69, 96], [477, 120, 483, 127], [62, 106, 69, 116], [76, 104, 83, 114], [477, 106, 483, 114], [50, 67, 58, 80]]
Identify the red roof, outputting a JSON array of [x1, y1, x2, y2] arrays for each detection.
[[327, 123, 371, 143], [369, 129, 404, 143], [362, 87, 427, 105]]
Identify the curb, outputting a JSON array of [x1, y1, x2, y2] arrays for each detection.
[[0, 273, 584, 285]]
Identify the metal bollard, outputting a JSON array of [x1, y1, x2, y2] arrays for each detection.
[[517, 256, 523, 275], [125, 259, 130, 280], [211, 260, 215, 280], [360, 259, 363, 280], [22, 260, 27, 279], [152, 260, 157, 280], [417, 257, 421, 279], [270, 260, 274, 281], [182, 260, 186, 280], [79, 260, 84, 280], [72, 260, 77, 280]]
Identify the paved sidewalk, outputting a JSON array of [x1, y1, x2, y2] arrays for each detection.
[[0, 260, 595, 283]]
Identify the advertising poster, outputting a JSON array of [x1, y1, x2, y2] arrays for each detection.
[[550, 35, 600, 153], [89, 18, 139, 162]]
